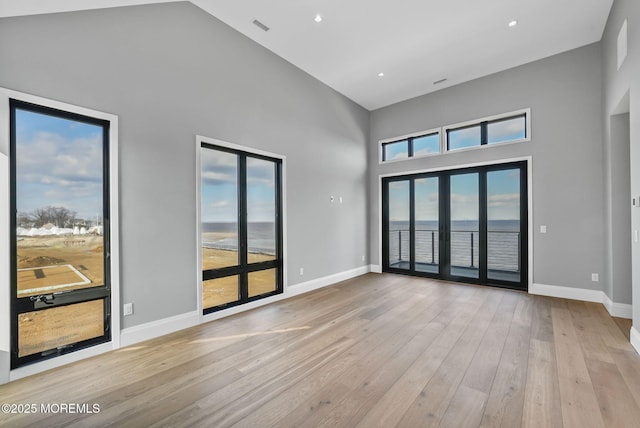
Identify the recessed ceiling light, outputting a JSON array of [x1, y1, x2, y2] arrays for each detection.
[[378, 72, 385, 77], [314, 14, 323, 23], [509, 20, 518, 27]]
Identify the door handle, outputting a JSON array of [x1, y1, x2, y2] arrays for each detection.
[[30, 294, 55, 305]]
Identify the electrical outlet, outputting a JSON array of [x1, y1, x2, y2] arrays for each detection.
[[540, 225, 547, 233], [299, 267, 304, 276], [362, 255, 365, 262], [124, 303, 134, 316], [591, 273, 599, 282]]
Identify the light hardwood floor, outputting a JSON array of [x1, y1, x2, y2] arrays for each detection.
[[2, 273, 640, 427]]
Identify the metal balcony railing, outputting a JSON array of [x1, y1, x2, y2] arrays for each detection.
[[388, 229, 521, 272]]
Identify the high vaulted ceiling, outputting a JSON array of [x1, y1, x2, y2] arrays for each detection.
[[0, 0, 614, 110]]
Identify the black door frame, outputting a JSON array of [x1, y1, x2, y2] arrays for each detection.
[[382, 161, 528, 291]]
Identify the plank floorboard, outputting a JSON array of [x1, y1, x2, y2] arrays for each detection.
[[1, 273, 640, 428]]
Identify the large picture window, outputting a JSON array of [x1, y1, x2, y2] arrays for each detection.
[[10, 99, 113, 368], [200, 139, 283, 313]]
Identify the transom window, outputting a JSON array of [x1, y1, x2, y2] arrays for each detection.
[[381, 130, 440, 162], [379, 109, 530, 162], [444, 110, 529, 152]]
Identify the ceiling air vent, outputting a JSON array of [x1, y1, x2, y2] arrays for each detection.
[[252, 19, 270, 32], [433, 78, 447, 85]]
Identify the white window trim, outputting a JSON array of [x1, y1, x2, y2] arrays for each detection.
[[195, 135, 288, 322], [443, 108, 531, 154], [378, 127, 442, 164], [0, 87, 120, 382]]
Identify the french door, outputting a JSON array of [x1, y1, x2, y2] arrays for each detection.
[[10, 100, 112, 368], [383, 162, 527, 290]]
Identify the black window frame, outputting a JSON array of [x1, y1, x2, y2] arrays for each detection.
[[200, 142, 284, 314], [10, 99, 112, 369], [446, 113, 527, 152], [381, 131, 440, 162]]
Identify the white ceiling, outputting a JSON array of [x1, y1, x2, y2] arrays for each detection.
[[0, 0, 614, 110]]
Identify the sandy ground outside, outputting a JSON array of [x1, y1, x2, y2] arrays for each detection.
[[17, 235, 105, 297], [15, 236, 278, 356], [16, 235, 106, 357], [202, 247, 278, 309], [18, 299, 104, 357]]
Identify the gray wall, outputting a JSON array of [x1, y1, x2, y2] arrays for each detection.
[[369, 43, 607, 294], [606, 112, 632, 304], [602, 0, 640, 325], [0, 2, 369, 328]]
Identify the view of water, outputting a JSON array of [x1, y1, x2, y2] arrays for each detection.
[[202, 222, 276, 255]]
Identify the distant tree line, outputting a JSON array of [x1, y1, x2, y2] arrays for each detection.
[[17, 206, 80, 228]]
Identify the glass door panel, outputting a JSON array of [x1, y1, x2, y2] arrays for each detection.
[[449, 173, 479, 279], [487, 169, 522, 283], [414, 177, 439, 273], [388, 180, 411, 270], [382, 162, 526, 290]]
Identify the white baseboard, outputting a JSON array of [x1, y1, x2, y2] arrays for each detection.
[[10, 342, 114, 382], [530, 283, 604, 303], [370, 264, 382, 274], [603, 294, 634, 319], [530, 283, 632, 319], [120, 310, 200, 348], [631, 327, 640, 355], [287, 265, 371, 297]]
